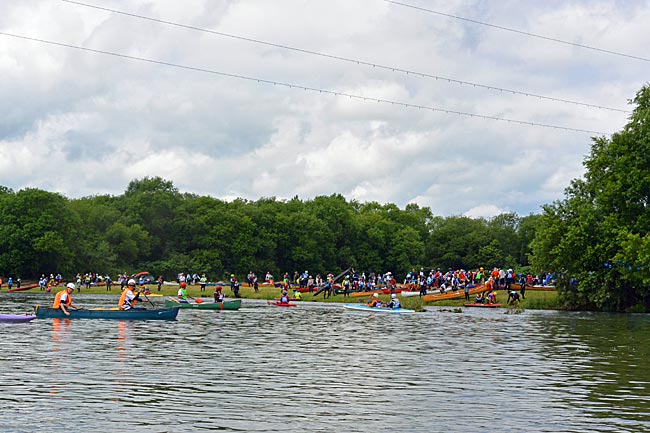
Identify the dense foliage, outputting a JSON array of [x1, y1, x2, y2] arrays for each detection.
[[0, 177, 537, 281], [531, 85, 650, 312]]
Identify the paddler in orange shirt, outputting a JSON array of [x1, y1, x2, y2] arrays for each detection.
[[367, 292, 382, 308], [52, 283, 80, 316]]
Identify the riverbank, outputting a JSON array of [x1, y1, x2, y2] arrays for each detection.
[[3, 282, 560, 311]]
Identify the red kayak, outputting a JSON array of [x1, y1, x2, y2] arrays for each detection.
[[464, 303, 502, 308], [268, 301, 297, 307], [7, 284, 39, 292]]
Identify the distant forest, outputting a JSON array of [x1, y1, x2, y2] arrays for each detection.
[[0, 177, 539, 282]]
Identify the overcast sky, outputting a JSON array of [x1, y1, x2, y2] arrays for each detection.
[[1, 0, 647, 217]]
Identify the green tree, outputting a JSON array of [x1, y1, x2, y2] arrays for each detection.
[[531, 85, 650, 311]]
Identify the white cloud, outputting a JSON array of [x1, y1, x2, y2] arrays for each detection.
[[1, 0, 646, 216]]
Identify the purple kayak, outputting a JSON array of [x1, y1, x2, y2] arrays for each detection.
[[0, 314, 37, 323]]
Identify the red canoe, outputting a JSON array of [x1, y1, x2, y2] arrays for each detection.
[[7, 284, 39, 292], [268, 301, 297, 307]]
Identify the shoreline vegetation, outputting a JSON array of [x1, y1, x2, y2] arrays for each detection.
[[5, 282, 560, 311]]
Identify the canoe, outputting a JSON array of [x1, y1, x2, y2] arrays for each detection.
[[350, 289, 403, 298], [165, 299, 241, 310], [268, 301, 296, 307], [0, 314, 37, 323], [401, 289, 440, 297], [423, 284, 486, 302], [343, 304, 415, 314], [7, 284, 39, 292], [509, 283, 556, 291], [464, 303, 502, 308], [33, 306, 180, 320]]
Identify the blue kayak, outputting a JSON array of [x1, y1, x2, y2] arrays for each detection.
[[343, 304, 415, 314]]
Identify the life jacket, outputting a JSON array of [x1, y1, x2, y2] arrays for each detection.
[[52, 290, 71, 308], [119, 289, 138, 310]]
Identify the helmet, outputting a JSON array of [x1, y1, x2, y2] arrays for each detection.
[[373, 293, 379, 298], [127, 279, 136, 286], [231, 274, 235, 277], [180, 282, 187, 288], [391, 294, 397, 299], [66, 283, 75, 290]]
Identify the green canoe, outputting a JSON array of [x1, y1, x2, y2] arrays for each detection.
[[34, 306, 180, 320], [165, 299, 241, 310]]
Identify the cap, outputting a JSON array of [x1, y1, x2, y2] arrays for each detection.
[[66, 283, 75, 290], [373, 293, 379, 298], [391, 294, 397, 299], [180, 282, 187, 288], [128, 279, 136, 286]]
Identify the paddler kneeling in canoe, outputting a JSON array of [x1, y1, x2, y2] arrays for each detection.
[[119, 279, 143, 310], [386, 293, 401, 309], [367, 292, 382, 308], [279, 289, 289, 303], [214, 285, 225, 303], [53, 283, 81, 316]]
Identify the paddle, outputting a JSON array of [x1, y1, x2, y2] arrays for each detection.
[[139, 289, 155, 307]]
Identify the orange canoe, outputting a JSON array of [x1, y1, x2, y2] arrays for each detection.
[[422, 284, 486, 302]]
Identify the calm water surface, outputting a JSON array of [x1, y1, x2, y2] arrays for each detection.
[[2, 294, 650, 432]]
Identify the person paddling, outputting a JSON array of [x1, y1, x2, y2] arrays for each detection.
[[214, 285, 225, 303], [177, 282, 190, 303], [119, 279, 142, 310], [367, 292, 382, 308], [52, 283, 80, 316], [386, 293, 401, 309]]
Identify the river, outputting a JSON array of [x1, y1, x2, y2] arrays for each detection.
[[1, 294, 650, 432]]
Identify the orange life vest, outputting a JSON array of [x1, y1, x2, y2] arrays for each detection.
[[52, 290, 72, 308], [118, 289, 138, 310]]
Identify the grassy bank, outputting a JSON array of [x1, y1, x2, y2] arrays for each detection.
[[7, 282, 560, 311]]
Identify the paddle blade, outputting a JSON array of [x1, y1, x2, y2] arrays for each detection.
[[195, 298, 203, 304]]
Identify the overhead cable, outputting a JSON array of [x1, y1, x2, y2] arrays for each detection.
[[59, 0, 628, 113], [0, 31, 611, 136], [385, 0, 649, 63]]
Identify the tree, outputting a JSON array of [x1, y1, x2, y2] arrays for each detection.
[[531, 85, 650, 311]]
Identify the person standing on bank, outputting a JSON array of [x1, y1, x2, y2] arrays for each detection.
[[53, 283, 80, 316]]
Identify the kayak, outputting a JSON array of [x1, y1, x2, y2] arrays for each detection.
[[0, 314, 37, 323], [343, 304, 415, 314], [34, 306, 180, 320], [7, 284, 39, 292], [401, 289, 440, 297], [509, 283, 556, 291], [268, 301, 296, 307], [464, 303, 502, 308], [165, 299, 241, 310]]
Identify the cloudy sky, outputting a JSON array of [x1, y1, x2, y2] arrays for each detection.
[[0, 0, 647, 217]]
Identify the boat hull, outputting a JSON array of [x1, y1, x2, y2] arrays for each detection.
[[343, 304, 415, 314], [464, 303, 502, 308], [34, 306, 180, 320], [7, 284, 39, 292], [422, 284, 486, 302], [0, 314, 37, 323], [164, 299, 241, 310]]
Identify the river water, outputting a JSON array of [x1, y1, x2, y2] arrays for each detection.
[[1, 294, 650, 432]]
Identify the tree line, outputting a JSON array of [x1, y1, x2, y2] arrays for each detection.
[[0, 178, 538, 286]]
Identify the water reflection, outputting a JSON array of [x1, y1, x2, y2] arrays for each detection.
[[1, 295, 650, 432]]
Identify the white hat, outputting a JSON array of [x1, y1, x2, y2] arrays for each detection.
[[391, 293, 397, 299], [66, 283, 75, 290], [373, 293, 379, 298], [128, 279, 136, 285]]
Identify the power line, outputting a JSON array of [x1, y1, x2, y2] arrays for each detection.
[[386, 0, 650, 63], [59, 0, 628, 113], [0, 31, 611, 136]]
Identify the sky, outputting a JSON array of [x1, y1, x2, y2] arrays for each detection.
[[0, 0, 647, 217]]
